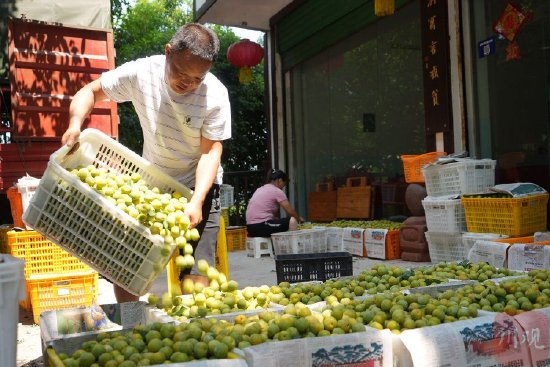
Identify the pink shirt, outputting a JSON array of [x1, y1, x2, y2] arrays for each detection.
[[246, 184, 288, 224]]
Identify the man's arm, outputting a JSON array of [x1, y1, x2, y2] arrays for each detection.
[[280, 200, 304, 223], [185, 137, 223, 228], [62, 79, 108, 147]]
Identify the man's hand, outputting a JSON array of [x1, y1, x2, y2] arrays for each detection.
[[184, 201, 203, 229], [63, 79, 107, 147], [61, 125, 81, 147]]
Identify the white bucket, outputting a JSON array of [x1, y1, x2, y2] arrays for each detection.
[[0, 254, 26, 367]]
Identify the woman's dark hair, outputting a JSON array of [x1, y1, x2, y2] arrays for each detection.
[[267, 169, 288, 183]]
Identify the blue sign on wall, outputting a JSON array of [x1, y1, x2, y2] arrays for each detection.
[[478, 37, 496, 58]]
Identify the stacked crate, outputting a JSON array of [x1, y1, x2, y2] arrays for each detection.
[[421, 159, 496, 262], [226, 226, 247, 251], [220, 184, 234, 229], [308, 182, 337, 222], [2, 229, 97, 323], [399, 152, 447, 262], [336, 177, 373, 219]]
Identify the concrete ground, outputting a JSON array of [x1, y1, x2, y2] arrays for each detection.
[[15, 250, 430, 366]]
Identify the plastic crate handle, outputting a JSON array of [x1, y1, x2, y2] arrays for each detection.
[[59, 141, 81, 165]]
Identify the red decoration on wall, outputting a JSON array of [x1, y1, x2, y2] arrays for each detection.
[[493, 2, 530, 42], [493, 1, 533, 62], [505, 41, 522, 61], [226, 39, 264, 84]]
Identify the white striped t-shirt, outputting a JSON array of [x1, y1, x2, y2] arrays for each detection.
[[100, 55, 231, 188]]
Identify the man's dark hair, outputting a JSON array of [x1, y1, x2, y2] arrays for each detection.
[[169, 23, 219, 61]]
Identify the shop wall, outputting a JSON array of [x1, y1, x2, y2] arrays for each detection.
[[284, 1, 425, 219], [467, 1, 550, 192]]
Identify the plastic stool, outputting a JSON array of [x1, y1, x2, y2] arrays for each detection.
[[246, 237, 273, 258]]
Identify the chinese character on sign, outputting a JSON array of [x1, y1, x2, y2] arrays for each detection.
[[527, 328, 545, 350], [431, 89, 439, 106], [427, 0, 437, 7], [429, 65, 439, 79], [428, 15, 437, 30], [429, 40, 438, 55]]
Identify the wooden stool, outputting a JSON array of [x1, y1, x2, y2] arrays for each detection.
[[246, 237, 273, 258]]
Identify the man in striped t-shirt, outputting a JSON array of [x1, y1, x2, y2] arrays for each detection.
[[62, 23, 231, 302]]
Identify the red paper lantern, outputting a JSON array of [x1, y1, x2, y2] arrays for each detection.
[[227, 39, 264, 84]]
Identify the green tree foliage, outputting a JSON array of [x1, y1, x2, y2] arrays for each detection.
[[112, 0, 267, 171]]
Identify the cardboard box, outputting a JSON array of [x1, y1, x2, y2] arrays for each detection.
[[337, 185, 372, 219], [467, 240, 509, 269], [514, 308, 550, 367], [342, 227, 365, 256], [243, 329, 393, 367], [401, 313, 531, 367], [507, 244, 550, 271], [365, 229, 401, 260], [308, 191, 337, 222]]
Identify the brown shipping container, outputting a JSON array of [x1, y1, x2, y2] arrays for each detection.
[[8, 18, 118, 139]]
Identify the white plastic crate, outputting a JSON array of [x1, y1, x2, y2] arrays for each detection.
[[271, 228, 327, 255], [220, 184, 234, 208], [17, 175, 41, 229], [422, 159, 496, 197], [425, 231, 466, 263], [462, 232, 508, 256], [0, 254, 25, 367], [23, 129, 193, 296], [422, 197, 466, 232]]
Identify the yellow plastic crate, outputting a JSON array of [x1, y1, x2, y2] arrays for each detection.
[[226, 227, 247, 251], [24, 271, 98, 324], [6, 230, 92, 279], [221, 207, 230, 227], [462, 193, 549, 237]]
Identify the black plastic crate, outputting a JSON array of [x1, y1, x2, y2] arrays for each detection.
[[274, 252, 353, 283]]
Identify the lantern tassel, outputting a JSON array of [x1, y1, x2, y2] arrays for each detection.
[[375, 0, 395, 16], [239, 67, 253, 84]]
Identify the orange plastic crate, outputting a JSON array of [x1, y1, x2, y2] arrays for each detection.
[[462, 193, 549, 237], [6, 230, 92, 278], [401, 152, 447, 183], [494, 236, 534, 244], [25, 271, 98, 324], [226, 227, 247, 251], [385, 230, 401, 260], [364, 229, 401, 259], [6, 187, 24, 228]]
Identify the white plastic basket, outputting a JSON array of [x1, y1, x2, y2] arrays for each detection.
[[422, 197, 466, 232], [220, 184, 234, 208], [422, 159, 496, 197], [16, 175, 41, 226], [0, 254, 25, 367], [425, 231, 466, 263], [462, 232, 508, 256], [23, 129, 193, 296], [271, 228, 327, 255]]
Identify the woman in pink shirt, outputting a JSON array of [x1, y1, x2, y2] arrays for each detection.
[[246, 169, 304, 237]]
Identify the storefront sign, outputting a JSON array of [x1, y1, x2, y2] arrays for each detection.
[[420, 0, 453, 139]]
